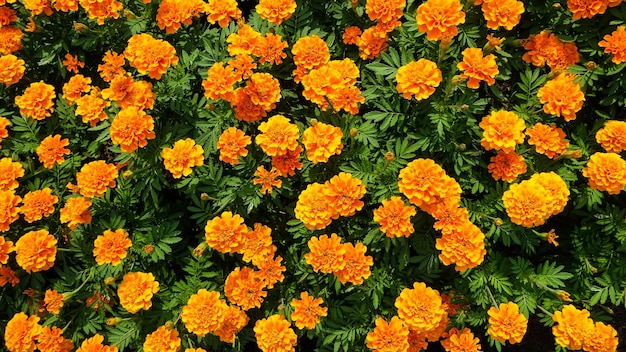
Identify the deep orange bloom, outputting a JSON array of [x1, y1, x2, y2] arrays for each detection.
[[62, 53, 84, 73], [256, 255, 285, 289], [568, 0, 608, 20], [156, 0, 206, 34], [522, 31, 567, 68], [75, 160, 118, 197], [93, 228, 132, 266], [329, 85, 365, 115], [396, 59, 442, 100], [0, 6, 17, 26], [124, 33, 178, 80], [257, 33, 288, 65], [224, 266, 267, 310], [216, 127, 251, 165], [37, 134, 70, 168], [366, 0, 405, 25], [4, 312, 42, 352], [457, 48, 499, 89], [323, 172, 366, 218], [431, 203, 471, 235], [36, 326, 74, 352], [366, 316, 410, 352], [0, 54, 25, 86], [0, 117, 8, 147], [435, 222, 486, 271], [20, 188, 58, 223], [596, 120, 626, 153], [552, 305, 594, 350], [62, 74, 92, 105], [479, 110, 526, 153], [487, 302, 528, 344], [256, 0, 296, 25], [15, 81, 56, 120], [238, 223, 276, 265], [227, 24, 263, 57], [304, 233, 347, 273], [374, 196, 417, 238], [143, 324, 181, 352], [227, 54, 257, 81], [398, 158, 462, 210], [292, 35, 330, 70], [15, 229, 57, 273], [549, 41, 580, 72], [75, 91, 111, 126], [181, 289, 228, 336], [76, 334, 118, 352], [537, 74, 585, 122], [230, 87, 266, 122], [301, 122, 343, 163], [290, 292, 328, 329], [161, 138, 204, 178], [43, 289, 64, 314], [101, 74, 134, 104], [23, 0, 53, 16], [117, 271, 159, 313], [334, 242, 373, 285], [416, 0, 465, 41], [253, 166, 282, 194], [244, 72, 281, 112], [53, 0, 79, 11], [295, 183, 334, 229], [526, 123, 569, 159], [481, 0, 524, 30], [98, 51, 126, 82], [440, 328, 481, 352], [488, 151, 527, 182], [206, 0, 241, 27], [343, 26, 362, 45], [256, 115, 299, 156], [78, 0, 123, 25], [214, 305, 249, 343], [272, 144, 303, 177], [395, 282, 445, 333], [0, 190, 21, 232], [0, 235, 14, 264], [202, 62, 238, 102], [599, 26, 626, 64], [582, 152, 626, 194], [59, 196, 92, 229], [583, 321, 619, 352], [0, 266, 19, 287], [254, 315, 297, 352], [110, 107, 155, 153], [355, 26, 389, 60], [0, 157, 23, 191], [204, 211, 248, 253], [0, 25, 23, 55]]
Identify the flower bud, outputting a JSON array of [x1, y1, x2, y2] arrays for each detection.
[[74, 22, 88, 32], [123, 9, 136, 19], [349, 128, 358, 137], [193, 242, 207, 257], [104, 277, 116, 285], [494, 218, 503, 226], [556, 290, 572, 302], [200, 193, 210, 201], [456, 143, 466, 151], [144, 244, 155, 254], [107, 317, 123, 326], [586, 61, 597, 70], [123, 170, 133, 178], [384, 151, 395, 162]]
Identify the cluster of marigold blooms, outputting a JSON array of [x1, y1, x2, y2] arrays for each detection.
[[552, 304, 619, 352]]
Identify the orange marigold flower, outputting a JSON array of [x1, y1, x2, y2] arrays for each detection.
[[76, 160, 118, 198], [374, 196, 416, 238], [117, 271, 159, 314], [204, 211, 248, 253], [568, 0, 607, 20], [407, 330, 428, 352], [0, 116, 8, 147], [4, 312, 42, 352], [290, 292, 328, 330], [230, 87, 266, 122], [416, 0, 465, 41], [76, 334, 118, 352], [239, 223, 276, 265], [124, 33, 178, 80], [244, 72, 281, 112], [253, 166, 282, 194], [435, 222, 486, 271], [20, 188, 58, 223], [441, 328, 481, 352], [596, 120, 626, 153], [227, 54, 256, 81], [43, 289, 64, 314], [52, 0, 78, 12], [457, 47, 499, 89], [431, 203, 471, 234], [398, 158, 462, 210], [181, 289, 228, 336], [0, 54, 25, 86], [227, 23, 263, 57], [356, 26, 389, 60], [334, 242, 373, 285], [487, 302, 528, 344], [62, 74, 92, 105], [37, 134, 70, 169], [75, 91, 111, 127], [143, 324, 181, 352], [15, 229, 57, 273], [224, 266, 267, 310], [0, 157, 23, 191], [481, 0, 524, 30], [36, 326, 74, 352], [0, 6, 17, 26], [110, 107, 155, 153], [257, 33, 288, 65], [599, 26, 626, 64], [292, 35, 330, 70], [395, 282, 444, 333], [488, 151, 527, 183], [62, 53, 84, 73], [0, 190, 21, 232], [502, 179, 552, 227], [323, 172, 366, 218], [396, 59, 442, 101], [93, 228, 132, 266], [100, 74, 133, 105], [537, 74, 584, 122], [79, 0, 123, 25], [256, 255, 285, 289], [272, 144, 303, 177], [206, 0, 241, 27], [529, 172, 570, 216], [23, 0, 53, 16], [302, 122, 343, 163], [60, 196, 91, 229], [214, 305, 249, 343], [549, 41, 580, 72], [304, 233, 347, 273], [0, 26, 23, 55], [254, 314, 297, 352], [256, 0, 296, 25], [486, 34, 505, 52], [583, 321, 619, 352], [343, 26, 362, 45], [526, 123, 569, 159], [479, 110, 526, 153], [582, 152, 626, 194], [0, 235, 14, 264], [256, 115, 299, 156], [217, 127, 251, 165], [366, 316, 409, 352], [202, 62, 238, 102], [295, 182, 334, 229], [15, 81, 56, 120], [161, 138, 204, 178], [156, 0, 206, 34], [98, 50, 125, 82], [329, 85, 365, 115], [0, 266, 19, 287], [552, 305, 594, 350], [366, 0, 405, 24], [521, 31, 562, 68]]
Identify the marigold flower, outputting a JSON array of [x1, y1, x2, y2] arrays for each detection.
[[256, 115, 299, 156], [552, 305, 594, 350], [568, 0, 607, 20], [292, 35, 330, 70], [253, 166, 282, 195], [526, 123, 569, 159], [117, 271, 159, 314], [583, 321, 619, 352], [457, 48, 499, 89], [161, 138, 204, 178], [181, 289, 228, 336], [416, 0, 465, 41], [596, 120, 626, 153], [4, 312, 42, 352], [244, 72, 281, 112], [227, 24, 263, 57], [396, 59, 442, 101], [52, 0, 78, 11], [366, 316, 410, 352], [98, 51, 126, 82], [0, 6, 17, 26], [521, 31, 565, 68], [398, 158, 462, 210], [328, 85, 365, 115], [59, 196, 91, 229], [0, 157, 23, 191], [257, 33, 288, 65], [143, 324, 181, 352], [366, 0, 405, 24], [549, 41, 580, 72], [239, 223, 276, 265], [323, 172, 366, 218], [79, 0, 123, 25], [76, 160, 118, 198], [395, 282, 444, 333], [204, 211, 248, 254], [289, 292, 327, 330], [0, 54, 25, 86], [295, 183, 334, 229], [334, 242, 373, 285], [230, 88, 266, 123], [256, 0, 296, 25], [436, 222, 486, 271], [599, 26, 626, 64], [272, 144, 303, 177], [217, 127, 251, 165], [256, 255, 285, 289], [20, 188, 58, 223], [43, 289, 64, 314], [305, 233, 347, 273], [343, 26, 362, 45], [36, 326, 74, 352], [62, 74, 92, 105], [214, 305, 249, 343], [0, 235, 14, 264], [37, 134, 70, 169], [502, 179, 553, 227], [227, 54, 256, 81], [156, 0, 205, 34], [373, 196, 416, 238], [254, 314, 297, 352], [488, 151, 527, 182], [62, 53, 84, 73], [15, 229, 57, 273], [0, 266, 19, 287], [529, 172, 570, 216], [479, 110, 526, 153], [225, 266, 267, 310], [15, 81, 56, 120], [0, 190, 20, 232], [124, 33, 178, 80], [202, 62, 238, 102], [481, 0, 524, 30], [537, 74, 585, 122], [582, 152, 626, 194], [75, 91, 111, 126], [76, 334, 118, 352], [110, 107, 155, 153], [441, 328, 481, 352], [23, 0, 53, 16], [487, 302, 528, 344], [0, 117, 9, 147], [0, 26, 23, 55], [93, 228, 132, 266], [206, 0, 240, 27], [356, 26, 389, 60]]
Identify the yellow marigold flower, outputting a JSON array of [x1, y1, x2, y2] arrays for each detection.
[[0, 26, 23, 55], [416, 0, 465, 41], [76, 160, 118, 198], [568, 0, 607, 20], [43, 289, 64, 314], [78, 0, 123, 25], [98, 50, 126, 82], [290, 292, 327, 330], [93, 228, 132, 266], [599, 26, 626, 64], [0, 54, 25, 86], [253, 166, 282, 195], [62, 74, 92, 105], [0, 190, 21, 232], [224, 266, 267, 310], [15, 229, 57, 273], [37, 134, 70, 169], [257, 33, 288, 65], [583, 321, 619, 352], [373, 196, 416, 238], [301, 122, 343, 164], [334, 242, 373, 285], [181, 289, 228, 336], [0, 116, 9, 147], [323, 172, 366, 218], [0, 157, 23, 191], [15, 81, 56, 120], [488, 151, 527, 182], [20, 188, 58, 223], [254, 314, 297, 352], [398, 158, 462, 210], [481, 0, 524, 30], [204, 211, 248, 254], [117, 271, 159, 314], [304, 233, 347, 274], [537, 74, 584, 122], [292, 35, 330, 70], [526, 123, 569, 159], [256, 115, 299, 156], [366, 316, 410, 352], [395, 282, 444, 333], [436, 222, 486, 271], [502, 179, 553, 227], [256, 0, 296, 25], [62, 53, 84, 73], [217, 127, 251, 165], [596, 120, 626, 153], [4, 312, 42, 352], [441, 328, 481, 352], [202, 62, 238, 102], [214, 305, 249, 343], [479, 110, 526, 153], [206, 0, 241, 27], [0, 235, 14, 264], [161, 138, 204, 178], [295, 183, 334, 229], [457, 48, 499, 89], [36, 326, 74, 352], [143, 324, 181, 352], [75, 91, 110, 127], [552, 305, 594, 350], [487, 302, 528, 344], [245, 72, 281, 112], [343, 26, 362, 45], [110, 107, 155, 153], [227, 23, 263, 57], [529, 172, 569, 216], [59, 196, 91, 229], [396, 59, 442, 101], [123, 33, 178, 80], [76, 334, 118, 352], [582, 152, 626, 194]]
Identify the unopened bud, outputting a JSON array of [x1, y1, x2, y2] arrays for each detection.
[[310, 118, 318, 126], [74, 22, 88, 32], [562, 149, 582, 159], [144, 244, 155, 254], [585, 61, 597, 70], [123, 170, 133, 178], [384, 151, 395, 162], [193, 242, 207, 257], [205, 103, 216, 110], [104, 277, 116, 285], [456, 143, 466, 151], [107, 317, 123, 326], [494, 218, 503, 226], [552, 2, 561, 8], [460, 104, 469, 111], [556, 290, 573, 302], [123, 10, 136, 19], [164, 321, 175, 330], [451, 75, 465, 86], [200, 193, 210, 201], [349, 128, 358, 137]]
